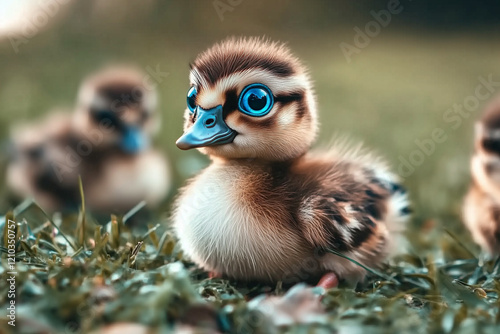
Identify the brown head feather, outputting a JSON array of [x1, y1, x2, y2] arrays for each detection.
[[191, 37, 304, 87]]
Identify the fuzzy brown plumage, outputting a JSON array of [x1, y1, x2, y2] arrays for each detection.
[[174, 37, 410, 284], [464, 97, 500, 256], [7, 66, 169, 213]]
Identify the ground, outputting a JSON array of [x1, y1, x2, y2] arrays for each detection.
[[0, 199, 499, 333]]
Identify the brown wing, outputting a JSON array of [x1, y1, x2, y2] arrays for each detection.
[[295, 159, 409, 255]]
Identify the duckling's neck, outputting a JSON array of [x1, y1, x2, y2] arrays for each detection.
[[211, 154, 304, 166], [211, 156, 298, 177]]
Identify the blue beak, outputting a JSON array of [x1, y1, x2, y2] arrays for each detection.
[[121, 127, 148, 153], [176, 105, 236, 150]]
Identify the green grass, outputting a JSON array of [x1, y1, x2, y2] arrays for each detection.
[[0, 200, 499, 333]]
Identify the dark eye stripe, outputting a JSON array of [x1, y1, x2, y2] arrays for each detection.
[[92, 109, 124, 129], [187, 86, 197, 112], [482, 138, 500, 155], [275, 91, 307, 119], [223, 89, 239, 118], [274, 91, 304, 104]]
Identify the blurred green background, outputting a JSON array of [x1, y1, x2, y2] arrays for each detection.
[[1, 0, 500, 235]]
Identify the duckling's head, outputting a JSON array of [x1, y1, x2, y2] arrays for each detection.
[[7, 122, 48, 197], [176, 37, 318, 161], [476, 97, 500, 156], [75, 66, 158, 154]]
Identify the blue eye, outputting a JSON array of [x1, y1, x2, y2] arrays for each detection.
[[187, 86, 197, 113], [238, 84, 274, 117]]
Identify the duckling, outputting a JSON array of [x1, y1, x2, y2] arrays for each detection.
[[173, 38, 410, 287], [7, 112, 75, 211], [6, 66, 170, 213], [71, 66, 170, 212], [463, 97, 500, 256]]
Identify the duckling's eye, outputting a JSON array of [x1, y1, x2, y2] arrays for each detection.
[[238, 84, 274, 117], [187, 86, 197, 113], [92, 110, 122, 128]]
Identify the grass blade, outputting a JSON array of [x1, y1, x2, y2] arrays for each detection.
[[326, 248, 399, 285]]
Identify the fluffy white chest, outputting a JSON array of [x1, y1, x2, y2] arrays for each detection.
[[173, 164, 307, 281]]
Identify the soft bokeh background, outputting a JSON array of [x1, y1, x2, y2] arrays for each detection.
[[1, 0, 500, 236]]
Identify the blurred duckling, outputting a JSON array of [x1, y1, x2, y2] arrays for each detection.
[[7, 112, 74, 210], [7, 66, 170, 213], [463, 97, 500, 256], [173, 38, 410, 287]]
